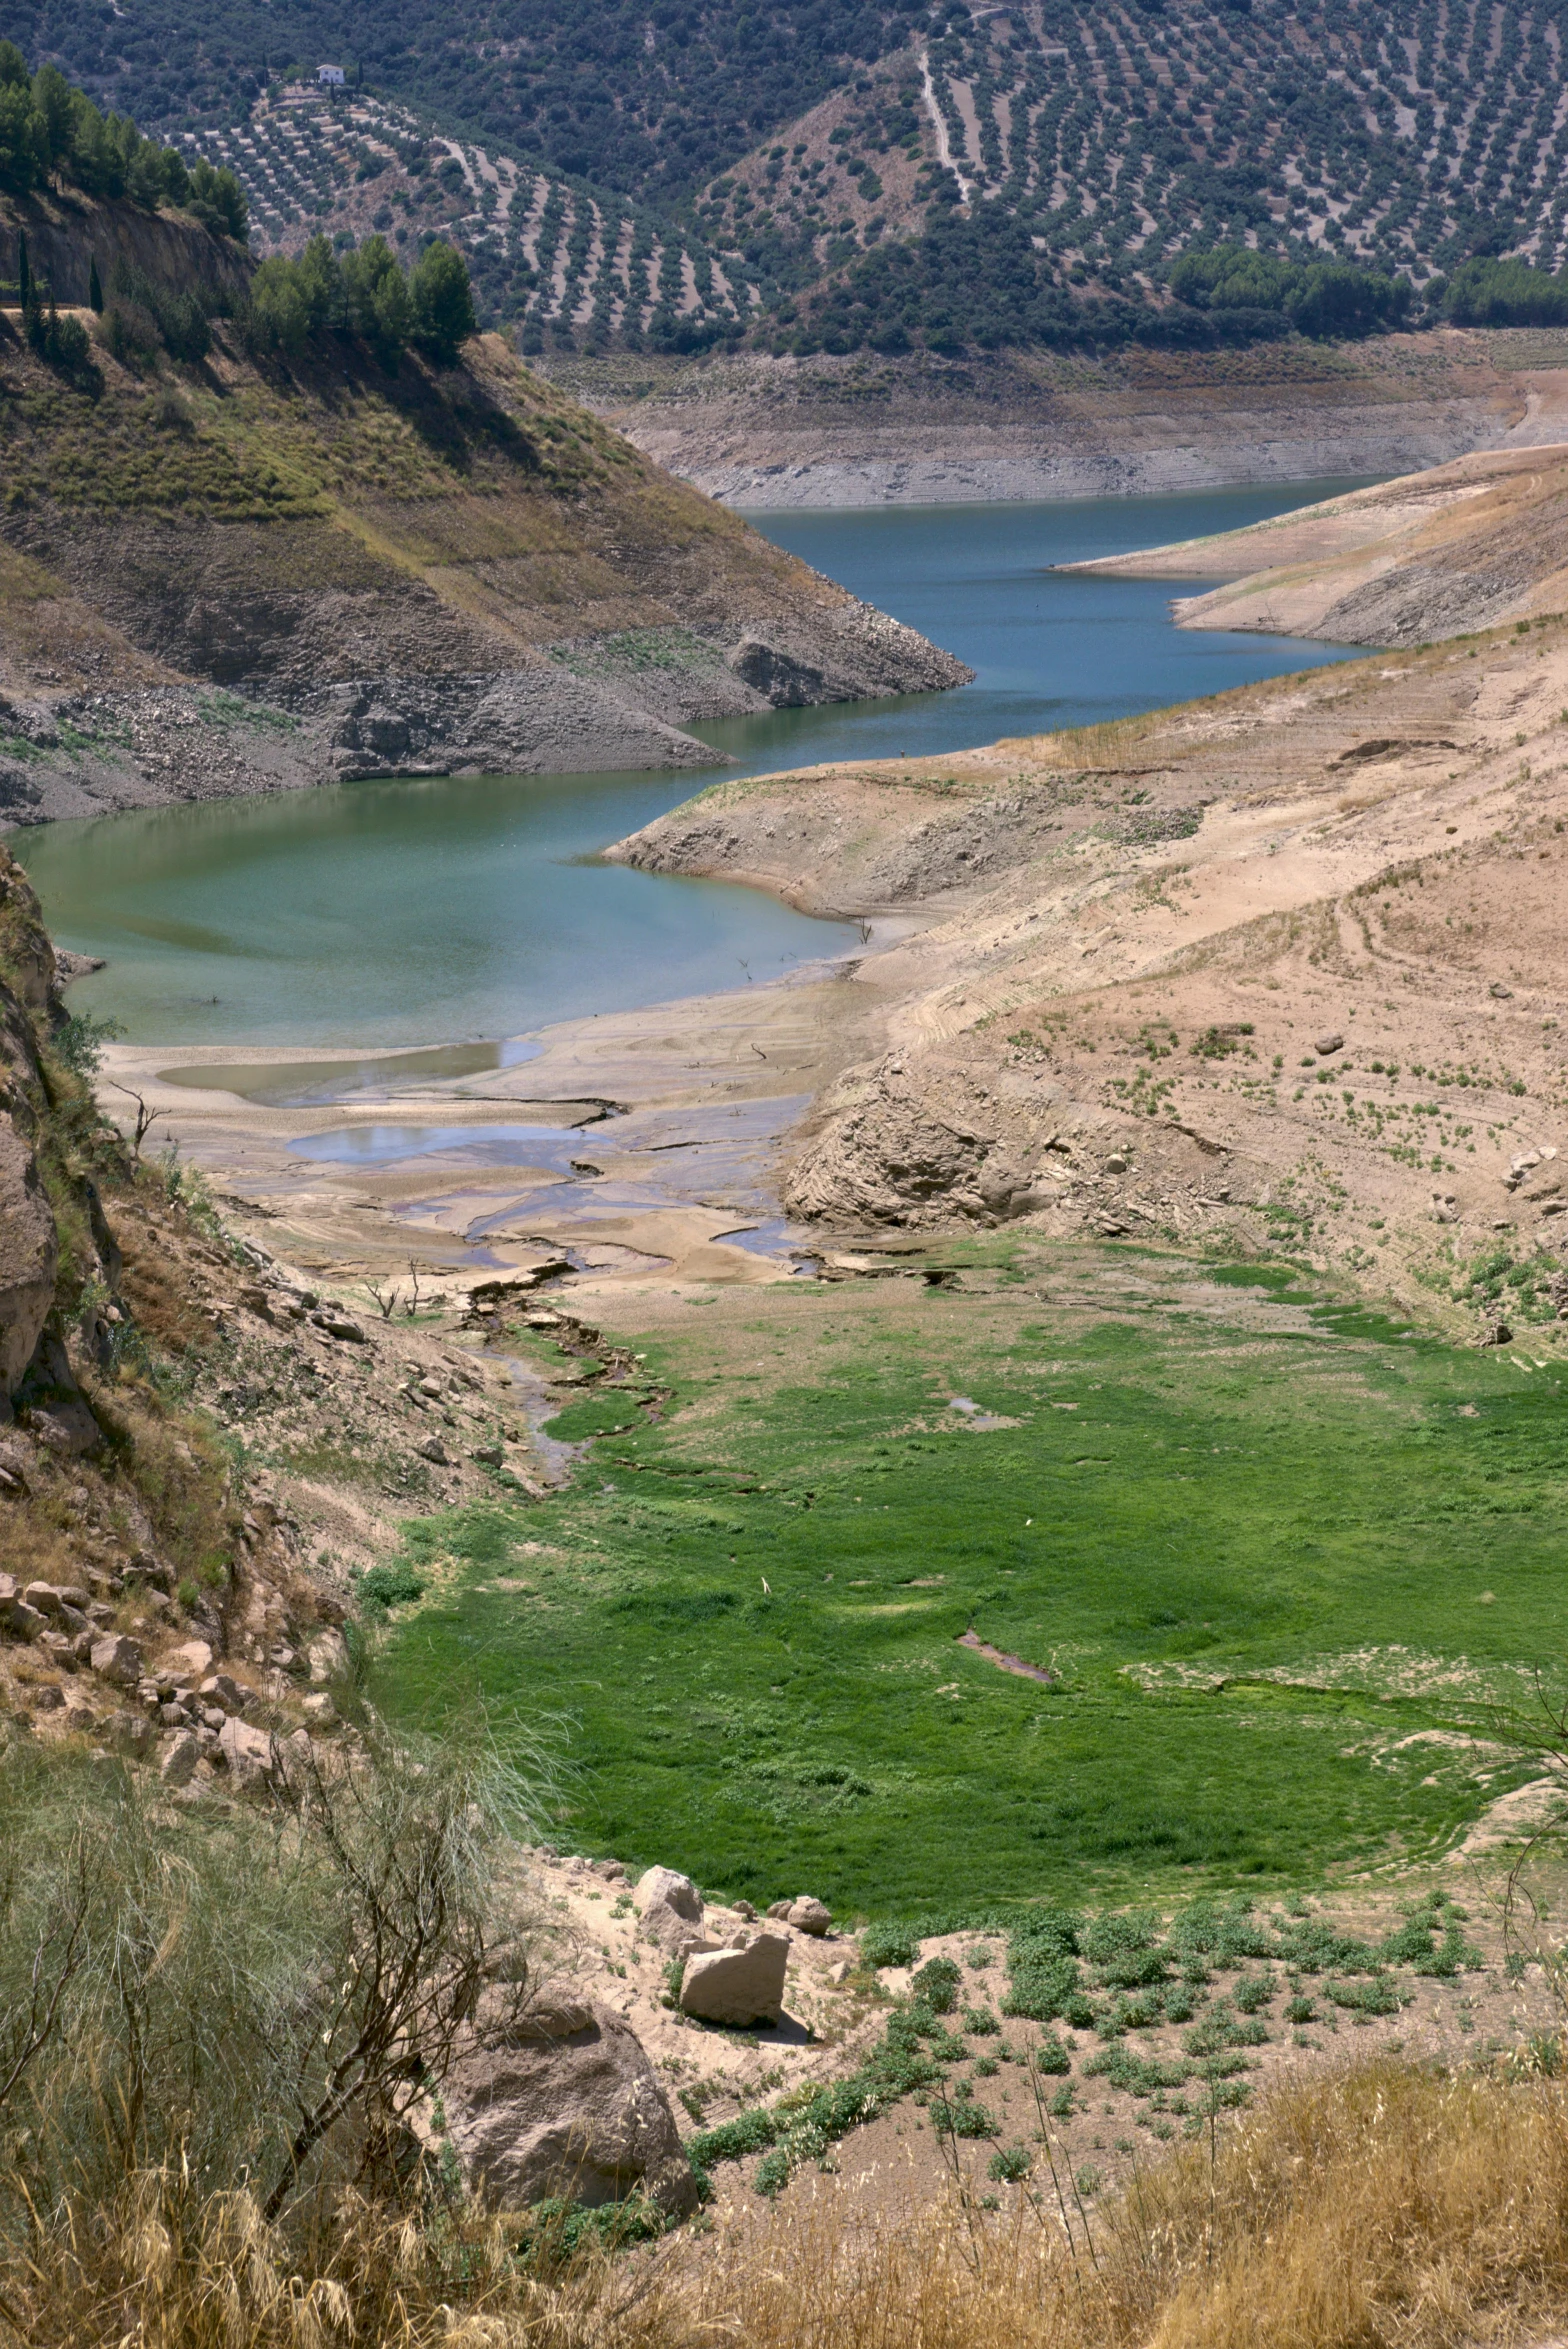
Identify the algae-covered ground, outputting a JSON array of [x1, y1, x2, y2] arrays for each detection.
[[375, 1243, 1568, 1920]]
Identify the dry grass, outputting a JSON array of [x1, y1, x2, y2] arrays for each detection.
[[6, 2058, 1568, 2348]]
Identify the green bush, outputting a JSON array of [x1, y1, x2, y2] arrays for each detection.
[[358, 1561, 427, 1611], [987, 2143, 1032, 2183], [688, 2108, 777, 2167], [1441, 256, 1568, 327], [911, 1955, 961, 2013], [861, 1921, 921, 1970]]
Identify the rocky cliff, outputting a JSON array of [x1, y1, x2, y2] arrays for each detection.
[[0, 279, 969, 825], [0, 187, 252, 311]]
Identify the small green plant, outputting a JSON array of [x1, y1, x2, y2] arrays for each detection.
[[987, 2142, 1031, 2182], [54, 1010, 124, 1076], [912, 1956, 961, 2013], [963, 2004, 1000, 2035], [357, 1562, 427, 1613]]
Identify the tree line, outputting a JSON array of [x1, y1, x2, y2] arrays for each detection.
[[245, 231, 477, 364], [0, 43, 246, 240]]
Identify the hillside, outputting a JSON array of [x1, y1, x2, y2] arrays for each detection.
[[605, 595, 1568, 1323], [543, 331, 1568, 506], [12, 1, 1568, 357], [0, 198, 966, 823], [1066, 437, 1568, 645]]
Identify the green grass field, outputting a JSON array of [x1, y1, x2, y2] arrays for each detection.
[[374, 1246, 1568, 1921]]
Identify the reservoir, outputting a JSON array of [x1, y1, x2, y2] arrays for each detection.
[[15, 481, 1367, 1047]]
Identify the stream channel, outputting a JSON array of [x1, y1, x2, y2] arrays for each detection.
[[14, 480, 1370, 1051]]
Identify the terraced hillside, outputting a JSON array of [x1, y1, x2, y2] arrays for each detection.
[[176, 88, 750, 350], [15, 0, 1568, 353]]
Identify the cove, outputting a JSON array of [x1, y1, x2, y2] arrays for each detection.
[[14, 480, 1370, 1048]]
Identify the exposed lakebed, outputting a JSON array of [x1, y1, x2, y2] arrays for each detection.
[[16, 481, 1368, 1049]]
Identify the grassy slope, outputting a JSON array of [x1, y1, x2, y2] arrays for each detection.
[[377, 1241, 1566, 1920], [0, 324, 847, 697]]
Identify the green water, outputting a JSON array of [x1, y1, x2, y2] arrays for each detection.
[[14, 483, 1370, 1047]]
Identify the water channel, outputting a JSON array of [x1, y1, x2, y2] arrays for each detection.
[[14, 481, 1370, 1047]]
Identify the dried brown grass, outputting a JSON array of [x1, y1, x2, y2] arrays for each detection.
[[7, 2058, 1568, 2349]]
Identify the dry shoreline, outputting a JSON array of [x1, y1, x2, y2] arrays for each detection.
[[539, 333, 1568, 509]]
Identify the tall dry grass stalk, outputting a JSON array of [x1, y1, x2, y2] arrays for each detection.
[[6, 2059, 1568, 2348]]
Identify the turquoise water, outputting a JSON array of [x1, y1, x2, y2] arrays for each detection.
[[15, 481, 1369, 1046]]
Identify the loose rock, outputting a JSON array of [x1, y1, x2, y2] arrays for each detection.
[[680, 1932, 790, 2026], [437, 1993, 699, 2218], [635, 1864, 705, 1952]]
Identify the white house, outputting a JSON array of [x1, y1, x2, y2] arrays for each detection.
[[317, 64, 346, 86]]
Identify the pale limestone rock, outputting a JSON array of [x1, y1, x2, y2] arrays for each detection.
[[634, 1864, 704, 1953], [160, 1730, 201, 1787], [218, 1715, 276, 1787], [679, 1932, 789, 2026], [161, 1639, 214, 1683], [787, 1896, 832, 1936], [307, 1630, 348, 1685], [90, 1633, 143, 1686]]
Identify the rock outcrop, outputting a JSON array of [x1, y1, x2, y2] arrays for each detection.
[[0, 853, 116, 1433], [437, 1993, 699, 2216]]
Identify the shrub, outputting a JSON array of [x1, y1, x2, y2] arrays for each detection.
[[1442, 255, 1568, 327], [987, 2143, 1032, 2182], [912, 1955, 961, 2013], [358, 1560, 426, 1611], [0, 1715, 554, 2234], [689, 2108, 777, 2167], [861, 1921, 921, 1970]]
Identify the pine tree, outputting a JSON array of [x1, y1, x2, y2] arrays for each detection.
[[88, 255, 102, 313], [16, 228, 28, 307]]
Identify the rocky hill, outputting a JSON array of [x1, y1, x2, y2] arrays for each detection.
[[0, 212, 967, 825]]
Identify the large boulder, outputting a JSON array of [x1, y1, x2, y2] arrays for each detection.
[[680, 1932, 789, 2027], [438, 1995, 698, 2217], [217, 1715, 277, 1788], [634, 1864, 704, 1953]]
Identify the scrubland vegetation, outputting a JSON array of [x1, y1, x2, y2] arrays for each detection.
[[9, 2053, 1568, 2346]]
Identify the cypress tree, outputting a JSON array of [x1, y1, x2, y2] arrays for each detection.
[[16, 229, 28, 307], [88, 254, 103, 313]]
